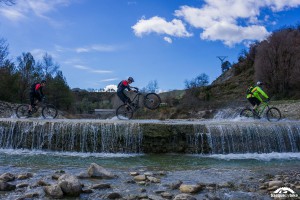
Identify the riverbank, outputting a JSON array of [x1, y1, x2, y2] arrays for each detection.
[[0, 152, 300, 199]]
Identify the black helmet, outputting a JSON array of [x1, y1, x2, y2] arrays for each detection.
[[128, 77, 134, 82], [41, 80, 46, 84]]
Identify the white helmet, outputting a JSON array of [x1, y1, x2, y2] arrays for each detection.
[[256, 81, 263, 86]]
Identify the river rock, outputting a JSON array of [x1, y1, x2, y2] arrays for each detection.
[[161, 192, 173, 199], [82, 188, 93, 193], [107, 192, 122, 199], [77, 171, 91, 179], [134, 175, 146, 181], [17, 172, 33, 180], [0, 172, 15, 182], [0, 181, 16, 191], [179, 184, 203, 193], [168, 180, 182, 190], [87, 163, 115, 179], [58, 174, 82, 196], [148, 194, 164, 200], [91, 183, 111, 189], [173, 194, 197, 200], [268, 180, 284, 187], [130, 172, 139, 176], [44, 184, 64, 199], [147, 176, 161, 183], [37, 179, 51, 186], [16, 183, 29, 188]]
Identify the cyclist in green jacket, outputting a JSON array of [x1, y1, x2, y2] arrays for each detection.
[[246, 81, 270, 114]]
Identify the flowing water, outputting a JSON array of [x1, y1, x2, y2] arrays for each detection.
[[0, 118, 300, 199]]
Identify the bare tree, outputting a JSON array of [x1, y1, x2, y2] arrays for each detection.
[[37, 53, 59, 79], [254, 27, 300, 97], [185, 73, 209, 89], [142, 80, 159, 93]]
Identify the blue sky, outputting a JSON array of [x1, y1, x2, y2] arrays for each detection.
[[0, 0, 300, 91]]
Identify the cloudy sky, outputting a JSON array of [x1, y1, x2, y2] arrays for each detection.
[[1, 0, 300, 91]]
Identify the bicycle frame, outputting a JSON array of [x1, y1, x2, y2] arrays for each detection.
[[256, 101, 270, 116]]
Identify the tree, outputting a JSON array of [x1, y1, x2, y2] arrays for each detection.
[[16, 52, 40, 102], [221, 61, 231, 72], [185, 73, 209, 89], [254, 27, 300, 97], [46, 71, 73, 110], [0, 38, 9, 66], [141, 80, 159, 93], [38, 53, 59, 79]]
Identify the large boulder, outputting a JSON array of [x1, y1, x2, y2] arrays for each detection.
[[58, 174, 82, 196], [87, 163, 115, 179], [44, 184, 64, 199], [0, 181, 16, 191], [0, 172, 15, 182], [179, 184, 203, 193]]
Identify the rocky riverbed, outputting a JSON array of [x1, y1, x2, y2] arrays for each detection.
[[0, 161, 299, 200]]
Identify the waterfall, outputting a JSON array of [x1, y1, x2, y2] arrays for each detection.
[[0, 120, 143, 153], [192, 122, 300, 154], [0, 119, 299, 154]]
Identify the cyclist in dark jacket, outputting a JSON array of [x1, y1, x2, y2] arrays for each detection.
[[117, 77, 134, 104], [28, 80, 46, 115]]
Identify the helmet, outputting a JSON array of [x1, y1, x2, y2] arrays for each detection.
[[41, 80, 46, 84], [128, 77, 134, 82], [256, 81, 263, 86]]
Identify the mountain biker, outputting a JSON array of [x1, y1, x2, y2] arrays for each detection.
[[117, 77, 135, 105], [28, 80, 46, 116], [246, 81, 270, 114]]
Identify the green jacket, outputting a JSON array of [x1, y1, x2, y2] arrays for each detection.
[[246, 86, 269, 102]]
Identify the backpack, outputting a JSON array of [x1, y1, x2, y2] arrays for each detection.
[[30, 82, 38, 91], [246, 86, 254, 95]]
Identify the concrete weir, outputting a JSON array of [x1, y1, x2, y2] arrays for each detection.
[[0, 118, 299, 154]]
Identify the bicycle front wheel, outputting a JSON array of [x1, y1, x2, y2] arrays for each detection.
[[42, 104, 58, 119], [266, 107, 281, 122], [144, 93, 161, 110], [16, 104, 29, 118], [240, 108, 254, 119], [116, 104, 133, 120]]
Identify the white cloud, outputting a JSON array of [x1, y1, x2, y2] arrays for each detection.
[[163, 37, 173, 43], [133, 0, 300, 46], [100, 78, 118, 82], [91, 70, 112, 74], [74, 65, 90, 70], [104, 84, 117, 92], [0, 0, 70, 22], [132, 16, 192, 38], [75, 44, 119, 53]]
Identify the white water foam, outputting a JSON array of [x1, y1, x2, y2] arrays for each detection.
[[194, 152, 300, 161], [0, 148, 142, 158]]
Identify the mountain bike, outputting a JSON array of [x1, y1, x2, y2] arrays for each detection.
[[0, 101, 14, 118], [116, 88, 161, 120], [240, 100, 281, 122], [16, 99, 58, 119]]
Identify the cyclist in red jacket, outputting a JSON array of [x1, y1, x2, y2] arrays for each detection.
[[117, 77, 134, 104], [28, 80, 46, 116]]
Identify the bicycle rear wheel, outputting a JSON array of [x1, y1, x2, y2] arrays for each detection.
[[143, 93, 161, 110], [240, 108, 254, 119], [116, 104, 133, 120], [0, 102, 13, 118], [42, 104, 58, 119], [16, 104, 29, 118], [266, 107, 281, 122]]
